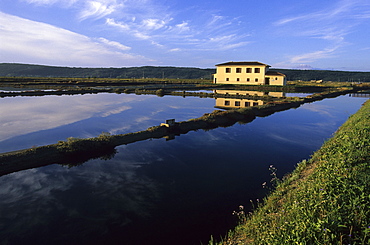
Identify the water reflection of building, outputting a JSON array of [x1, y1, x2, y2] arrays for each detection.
[[214, 90, 284, 97], [215, 98, 264, 109], [349, 93, 370, 98], [214, 90, 284, 109]]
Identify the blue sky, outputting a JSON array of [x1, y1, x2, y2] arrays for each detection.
[[1, 0, 370, 70]]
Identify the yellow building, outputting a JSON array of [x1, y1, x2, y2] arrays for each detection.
[[213, 61, 287, 86]]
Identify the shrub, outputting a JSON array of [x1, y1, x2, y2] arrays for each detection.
[[156, 89, 165, 97]]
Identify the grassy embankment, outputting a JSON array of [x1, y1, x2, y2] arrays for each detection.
[[213, 99, 370, 245]]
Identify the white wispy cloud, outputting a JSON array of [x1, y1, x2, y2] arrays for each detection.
[[275, 0, 370, 66], [103, 1, 249, 51], [141, 18, 167, 30], [174, 22, 190, 32], [13, 0, 252, 64], [79, 0, 124, 20], [106, 17, 130, 30], [206, 35, 250, 51], [0, 12, 150, 67], [206, 15, 224, 27], [106, 18, 151, 40], [290, 46, 341, 64], [98, 37, 131, 51], [275, 0, 359, 26], [23, 0, 76, 5]]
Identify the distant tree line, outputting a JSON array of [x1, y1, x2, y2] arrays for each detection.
[[273, 69, 370, 83], [0, 63, 214, 80], [1, 63, 370, 82]]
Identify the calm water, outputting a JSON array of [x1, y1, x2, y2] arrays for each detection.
[[0, 93, 215, 153], [0, 93, 367, 245]]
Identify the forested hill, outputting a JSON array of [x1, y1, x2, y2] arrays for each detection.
[[1, 63, 370, 82], [0, 63, 215, 80]]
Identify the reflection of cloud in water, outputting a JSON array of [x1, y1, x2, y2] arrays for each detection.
[[99, 105, 132, 117], [196, 130, 234, 145], [268, 132, 311, 147], [267, 121, 336, 148], [109, 125, 133, 135], [301, 103, 335, 117], [108, 116, 154, 134], [148, 108, 165, 116], [0, 94, 142, 141], [0, 169, 72, 204], [135, 116, 151, 123], [0, 157, 159, 243]]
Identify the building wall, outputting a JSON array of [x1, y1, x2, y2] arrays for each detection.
[[214, 64, 268, 85], [214, 90, 266, 96], [265, 75, 287, 86]]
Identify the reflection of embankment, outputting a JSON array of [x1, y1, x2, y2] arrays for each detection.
[[0, 88, 355, 176]]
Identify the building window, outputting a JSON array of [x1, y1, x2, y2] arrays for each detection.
[[246, 68, 252, 73], [255, 68, 260, 73], [225, 100, 230, 106], [226, 68, 231, 73], [226, 78, 229, 81], [236, 78, 240, 81], [253, 102, 258, 106], [275, 77, 278, 80], [246, 78, 250, 82], [245, 102, 250, 107], [236, 68, 242, 73], [255, 78, 258, 82], [235, 101, 240, 106]]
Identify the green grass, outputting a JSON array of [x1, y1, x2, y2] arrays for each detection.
[[214, 100, 370, 245]]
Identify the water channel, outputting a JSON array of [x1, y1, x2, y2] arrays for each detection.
[[0, 91, 368, 245]]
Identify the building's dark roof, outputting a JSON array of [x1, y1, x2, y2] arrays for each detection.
[[266, 71, 286, 76], [215, 61, 270, 67]]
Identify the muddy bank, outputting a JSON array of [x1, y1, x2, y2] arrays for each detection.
[[0, 88, 355, 176]]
